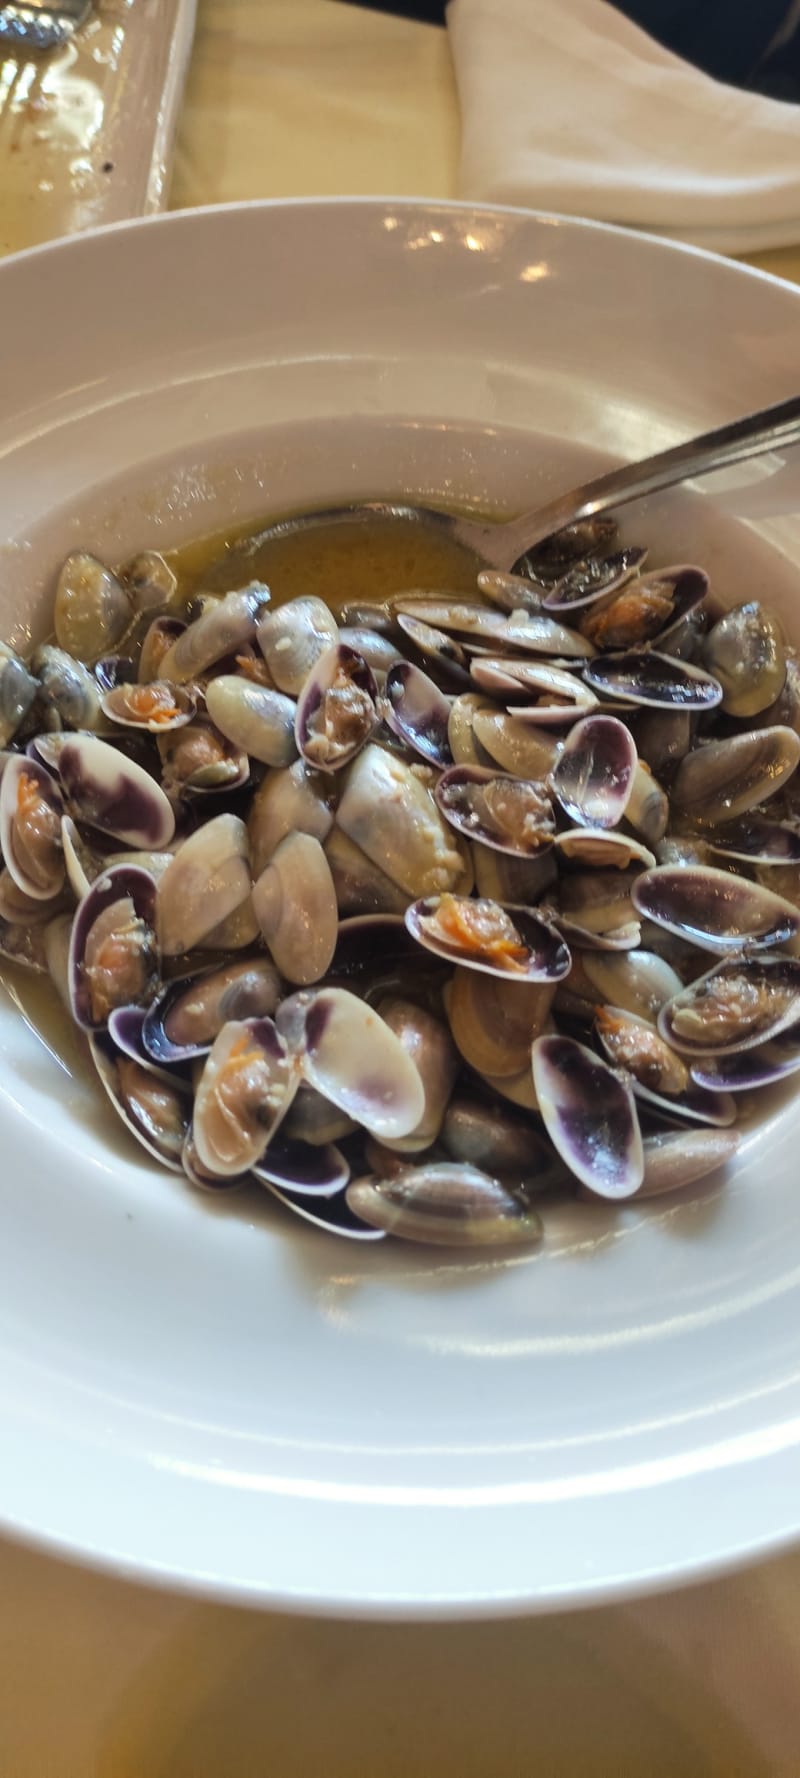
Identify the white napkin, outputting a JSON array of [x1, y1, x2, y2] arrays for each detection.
[[447, 0, 800, 253]]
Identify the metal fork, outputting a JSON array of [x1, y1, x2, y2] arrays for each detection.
[[0, 0, 89, 51]]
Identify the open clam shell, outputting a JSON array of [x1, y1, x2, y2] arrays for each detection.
[[100, 681, 196, 733], [633, 864, 800, 954], [295, 643, 378, 772], [141, 956, 281, 1064], [277, 986, 426, 1141], [671, 726, 800, 825], [138, 617, 186, 684], [336, 743, 464, 899], [54, 552, 133, 663], [476, 568, 544, 615], [0, 754, 65, 901], [550, 714, 637, 830], [470, 657, 597, 727], [434, 764, 555, 858], [585, 649, 723, 711], [541, 547, 647, 614], [383, 661, 453, 766], [159, 584, 270, 684], [257, 595, 339, 696], [69, 863, 158, 1031], [191, 1016, 297, 1178], [45, 731, 176, 849], [89, 1031, 190, 1172], [532, 1033, 644, 1198], [264, 1180, 386, 1240], [658, 954, 800, 1056], [689, 1025, 800, 1092], [392, 597, 595, 660], [594, 1004, 735, 1127], [346, 1163, 543, 1247], [252, 1136, 350, 1197], [516, 515, 620, 579], [395, 613, 471, 685], [705, 816, 800, 867], [553, 829, 655, 869], [579, 565, 708, 651], [406, 893, 570, 982]]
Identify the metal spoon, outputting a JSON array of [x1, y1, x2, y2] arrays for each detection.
[[224, 393, 800, 576]]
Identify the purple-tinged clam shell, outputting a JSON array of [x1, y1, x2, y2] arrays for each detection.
[[46, 731, 175, 849], [0, 754, 65, 901], [551, 714, 637, 830], [295, 643, 378, 772], [542, 547, 648, 613], [469, 657, 597, 727], [142, 956, 281, 1065], [689, 1024, 800, 1092], [531, 1034, 644, 1198], [159, 584, 270, 684], [89, 1031, 190, 1172], [138, 617, 186, 685], [69, 863, 158, 1031], [392, 597, 595, 661], [434, 764, 555, 858], [705, 815, 800, 866], [395, 613, 471, 686], [276, 986, 426, 1141], [658, 954, 800, 1056], [579, 564, 708, 651], [584, 650, 723, 711], [405, 894, 570, 982], [671, 726, 800, 825], [252, 1136, 349, 1196], [383, 661, 453, 766], [633, 864, 800, 955], [345, 1163, 543, 1247], [594, 1004, 735, 1127], [553, 828, 655, 869], [191, 1016, 297, 1178], [264, 1180, 386, 1240]]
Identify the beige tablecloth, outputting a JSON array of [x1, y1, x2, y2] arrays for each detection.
[[2, 4, 800, 1772]]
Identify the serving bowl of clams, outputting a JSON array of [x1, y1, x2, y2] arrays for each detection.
[[2, 199, 800, 1616]]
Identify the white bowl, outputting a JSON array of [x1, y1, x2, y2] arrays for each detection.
[[2, 199, 800, 1618]]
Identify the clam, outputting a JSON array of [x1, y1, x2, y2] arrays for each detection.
[[406, 893, 570, 982], [444, 965, 555, 1076], [32, 644, 104, 733], [542, 547, 648, 613], [264, 1180, 386, 1240], [571, 948, 683, 1023], [477, 568, 544, 615], [159, 584, 270, 683], [42, 731, 176, 849], [383, 662, 453, 766], [441, 1098, 564, 1186], [157, 717, 250, 797], [705, 816, 800, 866], [395, 613, 471, 684], [295, 644, 378, 772], [578, 565, 708, 650], [702, 600, 786, 717], [632, 864, 800, 954], [551, 714, 637, 829], [434, 764, 555, 857], [544, 868, 641, 950], [518, 514, 619, 576], [248, 759, 335, 877], [584, 649, 723, 711], [142, 957, 281, 1064], [156, 813, 251, 955], [632, 707, 692, 777], [594, 1004, 735, 1126], [138, 617, 186, 684], [0, 919, 49, 972], [191, 1017, 297, 1178], [531, 1033, 644, 1198], [252, 1136, 350, 1197], [392, 596, 594, 660], [0, 755, 64, 900], [470, 708, 561, 778], [336, 744, 463, 898], [119, 550, 177, 613], [42, 911, 72, 998], [346, 1164, 543, 1247], [90, 1033, 190, 1171], [623, 762, 670, 846], [553, 829, 655, 869], [659, 954, 800, 1056], [637, 1127, 740, 1198], [100, 680, 196, 733], [252, 832, 338, 984], [0, 645, 39, 747], [257, 596, 338, 695], [472, 841, 556, 907], [205, 676, 298, 766], [0, 868, 67, 924], [283, 1082, 357, 1147], [338, 627, 404, 679], [54, 552, 133, 662], [69, 864, 158, 1030], [470, 657, 597, 726], [278, 986, 426, 1140], [447, 692, 495, 768], [671, 726, 800, 824], [195, 896, 260, 953], [689, 1026, 800, 1092], [377, 998, 459, 1153]]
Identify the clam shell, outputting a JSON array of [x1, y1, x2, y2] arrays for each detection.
[[69, 863, 158, 1031], [392, 597, 594, 660], [0, 755, 65, 901], [264, 1180, 386, 1240], [532, 1033, 644, 1198], [54, 552, 132, 663], [702, 600, 786, 718], [553, 829, 656, 869], [689, 1026, 800, 1092], [383, 661, 453, 766], [705, 816, 800, 866], [257, 596, 339, 696], [585, 649, 723, 711], [160, 584, 270, 683], [470, 657, 597, 726], [89, 1032, 190, 1172], [406, 894, 570, 982], [156, 813, 251, 955], [633, 864, 800, 954], [295, 643, 378, 772], [671, 726, 800, 825], [277, 986, 426, 1141], [252, 1137, 349, 1196], [594, 1004, 735, 1127], [551, 714, 637, 830], [345, 1164, 543, 1247], [49, 731, 175, 849], [434, 764, 555, 858], [636, 1127, 740, 1198], [377, 997, 459, 1153], [252, 831, 338, 985], [336, 744, 463, 899], [141, 956, 281, 1064], [658, 954, 800, 1056], [100, 681, 196, 733], [191, 1016, 296, 1178], [205, 676, 298, 767], [542, 547, 647, 614]]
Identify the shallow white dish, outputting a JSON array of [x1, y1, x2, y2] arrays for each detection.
[[2, 199, 800, 1618]]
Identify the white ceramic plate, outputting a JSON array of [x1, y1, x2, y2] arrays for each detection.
[[2, 200, 800, 1619]]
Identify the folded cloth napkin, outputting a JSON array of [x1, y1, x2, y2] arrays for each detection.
[[447, 0, 800, 252]]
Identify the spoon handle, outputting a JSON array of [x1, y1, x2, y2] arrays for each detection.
[[479, 392, 800, 570]]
